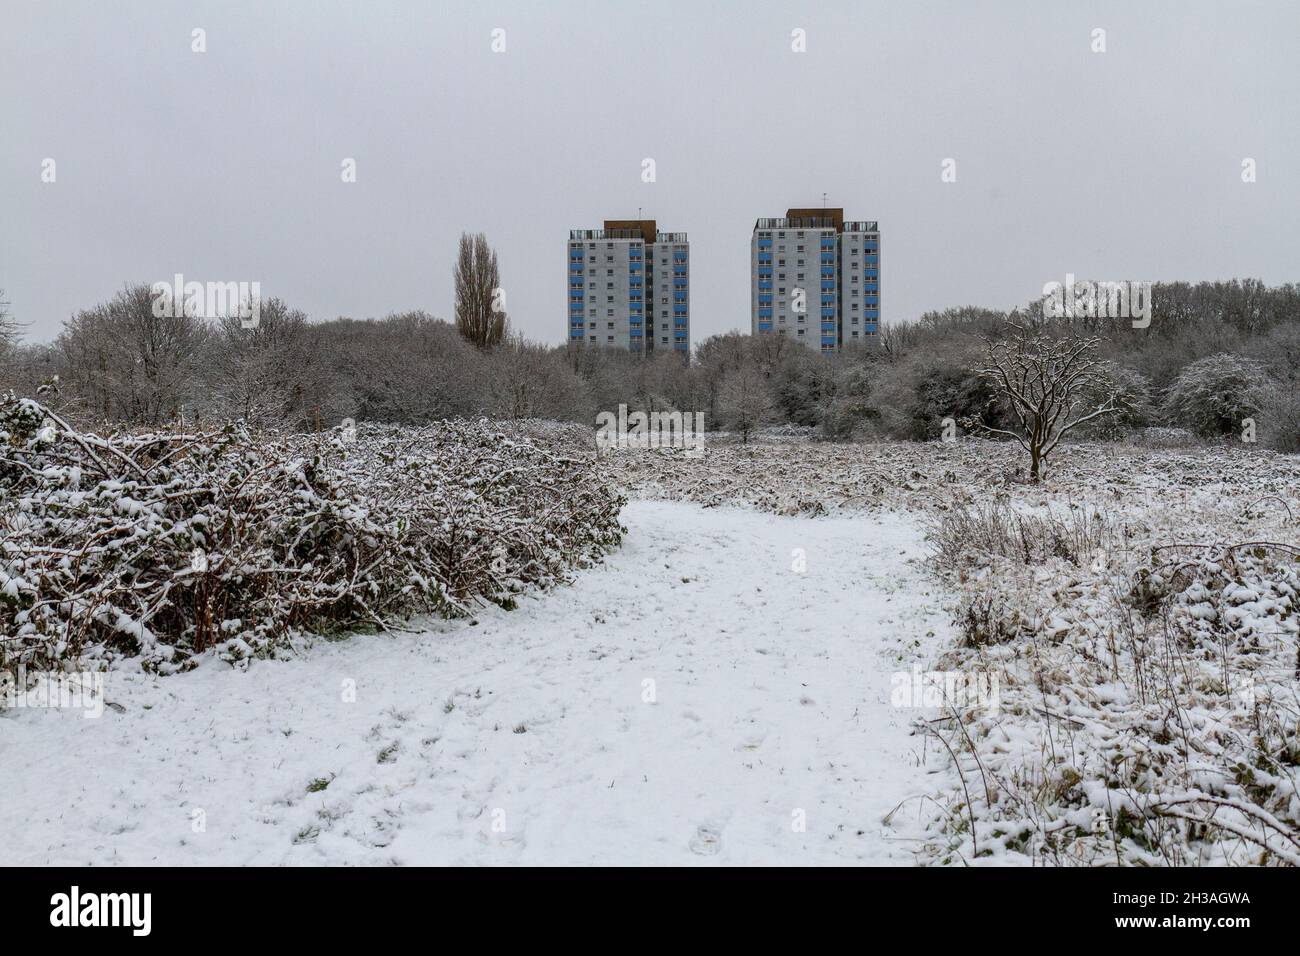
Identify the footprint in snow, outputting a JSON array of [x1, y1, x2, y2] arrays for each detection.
[[689, 824, 722, 856]]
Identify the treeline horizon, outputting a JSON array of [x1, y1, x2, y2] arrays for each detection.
[[0, 277, 1297, 450]]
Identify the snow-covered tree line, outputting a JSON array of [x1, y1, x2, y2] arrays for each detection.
[[0, 279, 1296, 449]]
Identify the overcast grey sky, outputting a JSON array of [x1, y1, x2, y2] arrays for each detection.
[[2, 0, 1297, 345]]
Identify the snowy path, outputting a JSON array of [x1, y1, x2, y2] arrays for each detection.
[[2, 501, 955, 865]]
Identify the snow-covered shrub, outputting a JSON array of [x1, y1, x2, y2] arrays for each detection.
[[0, 394, 624, 675], [926, 517, 1300, 866], [1161, 353, 1269, 437], [1256, 382, 1300, 454], [1073, 363, 1154, 440]]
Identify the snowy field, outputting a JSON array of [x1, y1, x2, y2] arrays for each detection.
[[2, 500, 955, 865]]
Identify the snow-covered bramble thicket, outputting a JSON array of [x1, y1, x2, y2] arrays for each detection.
[[0, 394, 624, 675]]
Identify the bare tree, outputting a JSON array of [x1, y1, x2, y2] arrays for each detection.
[[207, 297, 311, 426], [0, 290, 19, 372], [717, 360, 775, 444], [453, 233, 507, 349], [485, 334, 590, 420], [973, 322, 1121, 481], [56, 284, 210, 426]]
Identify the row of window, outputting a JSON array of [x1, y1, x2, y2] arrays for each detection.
[[573, 320, 689, 330], [571, 267, 691, 281], [577, 307, 692, 317], [752, 311, 880, 324]]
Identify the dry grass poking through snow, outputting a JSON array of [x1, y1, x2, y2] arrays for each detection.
[[607, 434, 1300, 866]]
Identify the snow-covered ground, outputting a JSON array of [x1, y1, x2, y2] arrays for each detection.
[[2, 500, 955, 866]]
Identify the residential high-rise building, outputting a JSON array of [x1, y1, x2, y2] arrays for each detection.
[[568, 220, 690, 354], [751, 208, 880, 352]]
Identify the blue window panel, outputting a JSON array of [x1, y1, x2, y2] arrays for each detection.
[[865, 255, 879, 264], [821, 281, 835, 291], [758, 322, 773, 331], [863, 282, 879, 292], [569, 331, 585, 339], [821, 337, 837, 346], [820, 308, 835, 318], [865, 309, 879, 319], [864, 323, 878, 332], [758, 281, 772, 291], [758, 238, 772, 247]]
